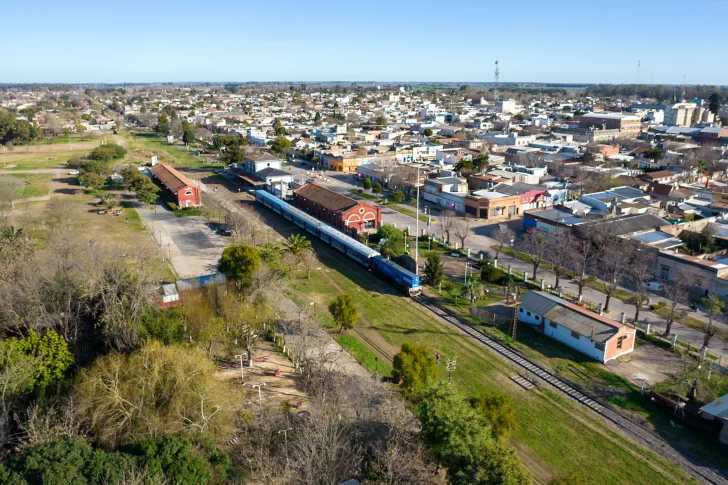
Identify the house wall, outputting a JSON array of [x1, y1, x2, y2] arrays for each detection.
[[175, 186, 201, 208], [517, 306, 608, 362], [604, 326, 636, 361]]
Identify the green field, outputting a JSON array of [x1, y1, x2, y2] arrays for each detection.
[[288, 246, 694, 484], [335, 334, 393, 377], [5, 172, 52, 198], [119, 131, 215, 169], [0, 149, 90, 171]]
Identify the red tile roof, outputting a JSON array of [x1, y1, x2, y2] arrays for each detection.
[[151, 164, 195, 193], [294, 183, 359, 212]]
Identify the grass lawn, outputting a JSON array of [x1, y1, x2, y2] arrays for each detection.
[[335, 334, 393, 377], [288, 242, 693, 484], [0, 149, 90, 171], [5, 173, 52, 198], [119, 131, 213, 169]]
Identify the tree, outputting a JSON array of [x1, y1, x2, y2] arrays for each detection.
[[472, 153, 489, 172], [423, 128, 433, 137], [372, 183, 382, 194], [453, 216, 471, 250], [79, 171, 105, 190], [662, 273, 689, 337], [218, 244, 261, 290], [547, 232, 572, 290], [627, 258, 651, 323], [0, 176, 23, 209], [424, 254, 444, 286], [375, 114, 387, 126], [270, 137, 291, 154], [392, 343, 436, 396], [283, 233, 312, 258], [700, 295, 725, 349], [314, 111, 322, 126], [567, 237, 593, 299], [491, 226, 514, 261], [74, 342, 238, 447], [362, 177, 372, 190], [521, 229, 549, 280], [469, 392, 517, 441], [156, 114, 171, 133], [417, 384, 530, 485], [391, 191, 404, 203], [183, 128, 196, 145], [100, 193, 117, 211], [644, 147, 665, 162], [377, 225, 402, 255], [461, 280, 484, 304], [439, 209, 456, 244], [708, 93, 724, 116], [272, 118, 286, 136], [14, 329, 74, 390], [329, 294, 358, 334], [134, 178, 160, 205], [598, 240, 633, 313]]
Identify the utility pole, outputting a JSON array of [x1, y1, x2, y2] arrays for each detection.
[[415, 162, 420, 275], [446, 356, 457, 385]]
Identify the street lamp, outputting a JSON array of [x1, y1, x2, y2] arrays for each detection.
[[234, 353, 248, 384], [252, 383, 267, 409], [278, 427, 293, 470]]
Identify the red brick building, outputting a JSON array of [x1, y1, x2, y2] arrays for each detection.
[[150, 164, 201, 208], [292, 183, 381, 235]]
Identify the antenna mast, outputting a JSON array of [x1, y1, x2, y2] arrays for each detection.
[[636, 60, 641, 84], [493, 60, 499, 103]]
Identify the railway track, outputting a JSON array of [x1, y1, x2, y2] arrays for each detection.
[[412, 294, 728, 485]]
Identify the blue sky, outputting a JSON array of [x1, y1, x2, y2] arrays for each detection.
[[2, 0, 727, 84]]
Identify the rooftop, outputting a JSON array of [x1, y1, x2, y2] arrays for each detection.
[[294, 183, 360, 212], [151, 163, 196, 192]]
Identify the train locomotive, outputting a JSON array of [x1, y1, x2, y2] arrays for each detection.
[[255, 190, 421, 296]]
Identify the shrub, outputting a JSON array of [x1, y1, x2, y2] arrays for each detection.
[[167, 201, 178, 211], [481, 263, 503, 283]]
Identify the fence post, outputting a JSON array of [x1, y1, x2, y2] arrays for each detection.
[[671, 334, 677, 347], [646, 323, 651, 335]]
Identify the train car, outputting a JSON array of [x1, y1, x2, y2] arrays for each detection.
[[256, 190, 322, 237], [255, 190, 419, 296], [319, 225, 380, 267], [371, 256, 421, 296]]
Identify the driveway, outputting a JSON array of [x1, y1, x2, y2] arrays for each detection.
[[136, 201, 228, 278]]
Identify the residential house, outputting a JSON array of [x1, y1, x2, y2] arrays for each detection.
[[423, 176, 469, 213], [518, 291, 636, 363]]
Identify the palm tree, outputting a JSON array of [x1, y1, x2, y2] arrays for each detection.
[[283, 234, 312, 258], [257, 241, 282, 264]]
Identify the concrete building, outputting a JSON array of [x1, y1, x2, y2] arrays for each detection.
[[464, 190, 521, 220], [518, 291, 636, 363], [578, 112, 641, 137], [423, 176, 468, 213]]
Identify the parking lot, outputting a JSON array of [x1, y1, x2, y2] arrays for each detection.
[[136, 202, 228, 278]]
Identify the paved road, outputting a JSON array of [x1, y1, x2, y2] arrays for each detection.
[[136, 200, 228, 278]]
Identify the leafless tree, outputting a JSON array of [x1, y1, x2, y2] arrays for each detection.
[[661, 272, 689, 337], [547, 232, 572, 289], [566, 237, 592, 299], [627, 256, 652, 323], [299, 248, 318, 279], [452, 216, 471, 250], [491, 226, 515, 261], [598, 241, 634, 313], [521, 229, 549, 280], [438, 209, 456, 244], [0, 176, 23, 209], [14, 396, 86, 452]]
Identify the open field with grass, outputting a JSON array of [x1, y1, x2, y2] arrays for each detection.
[[0, 149, 91, 171], [5, 172, 53, 198], [285, 241, 695, 484], [119, 131, 217, 169]]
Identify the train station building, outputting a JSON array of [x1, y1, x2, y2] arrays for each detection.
[[292, 183, 381, 236]]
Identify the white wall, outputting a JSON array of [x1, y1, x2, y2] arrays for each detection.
[[518, 307, 607, 362]]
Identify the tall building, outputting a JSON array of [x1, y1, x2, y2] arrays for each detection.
[[664, 103, 696, 126]]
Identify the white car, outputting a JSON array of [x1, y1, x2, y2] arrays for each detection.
[[646, 281, 664, 292], [68, 170, 80, 175]]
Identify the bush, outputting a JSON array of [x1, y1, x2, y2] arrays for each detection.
[[480, 263, 503, 283], [650, 301, 667, 311], [391, 191, 405, 203], [140, 308, 185, 345], [167, 201, 179, 211], [89, 144, 126, 162], [392, 342, 437, 396]]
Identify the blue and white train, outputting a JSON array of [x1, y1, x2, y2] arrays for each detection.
[[255, 190, 421, 296]]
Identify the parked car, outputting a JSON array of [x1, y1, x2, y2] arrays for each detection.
[[646, 281, 664, 292], [68, 170, 80, 175]]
